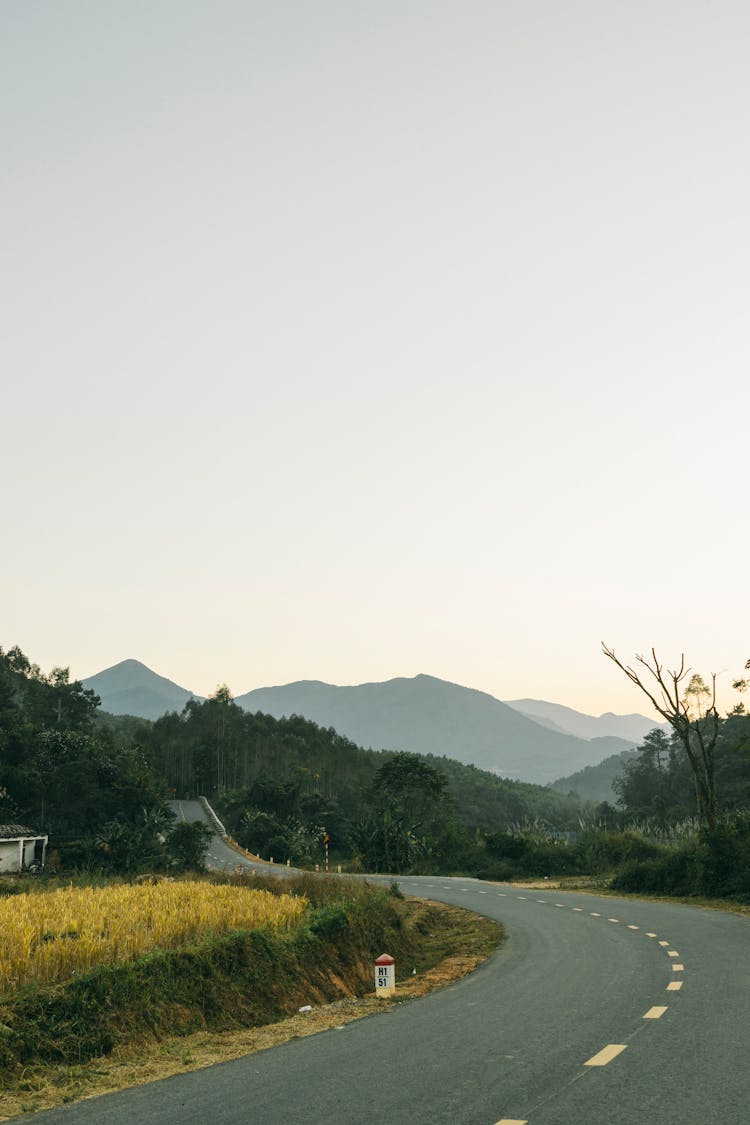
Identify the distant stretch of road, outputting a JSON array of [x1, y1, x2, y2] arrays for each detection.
[[167, 799, 295, 875], [26, 813, 750, 1124]]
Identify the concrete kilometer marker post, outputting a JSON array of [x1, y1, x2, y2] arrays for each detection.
[[374, 953, 396, 998]]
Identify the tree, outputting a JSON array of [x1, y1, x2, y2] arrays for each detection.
[[354, 753, 457, 873], [371, 752, 448, 819], [165, 820, 212, 871], [602, 645, 720, 830], [210, 684, 234, 795], [731, 659, 750, 713], [613, 728, 692, 826]]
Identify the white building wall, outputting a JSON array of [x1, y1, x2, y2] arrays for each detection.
[[0, 841, 21, 873], [0, 837, 47, 873]]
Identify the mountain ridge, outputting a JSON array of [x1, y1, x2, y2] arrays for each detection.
[[82, 659, 203, 721], [505, 697, 665, 743], [82, 662, 657, 785]]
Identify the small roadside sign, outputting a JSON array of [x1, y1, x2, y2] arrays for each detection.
[[374, 953, 395, 998]]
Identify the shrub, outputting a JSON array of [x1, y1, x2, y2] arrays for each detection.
[[611, 846, 700, 895], [610, 814, 750, 900], [575, 829, 664, 874], [694, 816, 750, 898], [165, 821, 213, 871]]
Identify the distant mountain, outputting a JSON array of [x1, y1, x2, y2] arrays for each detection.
[[233, 674, 635, 785], [505, 698, 664, 744], [80, 662, 650, 785], [550, 749, 637, 804], [82, 659, 203, 720]]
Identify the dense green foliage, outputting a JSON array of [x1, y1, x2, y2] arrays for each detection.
[[613, 718, 750, 827], [0, 647, 206, 873], [467, 825, 664, 882], [0, 647, 163, 836], [431, 706, 750, 889], [135, 689, 591, 872], [611, 814, 750, 899]]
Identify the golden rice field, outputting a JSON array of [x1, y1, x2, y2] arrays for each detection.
[[0, 882, 308, 994]]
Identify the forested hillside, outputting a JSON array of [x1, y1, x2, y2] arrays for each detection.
[[550, 750, 637, 803], [0, 647, 163, 838], [133, 687, 589, 868], [232, 673, 623, 783], [612, 720, 750, 826], [2, 649, 589, 875], [7, 645, 750, 890], [84, 662, 641, 784], [0, 646, 207, 873]]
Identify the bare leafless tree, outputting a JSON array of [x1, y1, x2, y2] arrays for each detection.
[[602, 644, 720, 831]]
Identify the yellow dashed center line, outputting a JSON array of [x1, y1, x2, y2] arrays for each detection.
[[584, 1043, 627, 1067], [494, 1119, 528, 1124], [491, 899, 678, 1102]]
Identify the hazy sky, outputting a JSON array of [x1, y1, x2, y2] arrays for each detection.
[[3, 1, 749, 717]]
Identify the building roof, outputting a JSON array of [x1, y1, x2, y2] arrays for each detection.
[[0, 824, 40, 839]]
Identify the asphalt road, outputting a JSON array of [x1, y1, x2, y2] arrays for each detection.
[[23, 829, 750, 1124], [167, 799, 299, 877]]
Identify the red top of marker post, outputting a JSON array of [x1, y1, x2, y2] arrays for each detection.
[[374, 953, 395, 966]]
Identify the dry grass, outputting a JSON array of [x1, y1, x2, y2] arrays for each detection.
[[0, 882, 307, 993]]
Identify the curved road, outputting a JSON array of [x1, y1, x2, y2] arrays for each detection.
[[24, 823, 750, 1123], [167, 800, 294, 875]]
